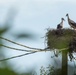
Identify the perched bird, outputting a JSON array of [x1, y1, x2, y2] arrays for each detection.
[[66, 13, 76, 30], [56, 18, 65, 35], [57, 18, 65, 29]]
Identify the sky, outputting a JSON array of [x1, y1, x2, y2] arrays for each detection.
[[0, 0, 76, 74]]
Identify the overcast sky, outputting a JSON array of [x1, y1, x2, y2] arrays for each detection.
[[0, 0, 76, 74]]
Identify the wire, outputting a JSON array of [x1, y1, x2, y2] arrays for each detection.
[[0, 44, 43, 52], [0, 37, 43, 50], [0, 51, 37, 62], [0, 37, 70, 62]]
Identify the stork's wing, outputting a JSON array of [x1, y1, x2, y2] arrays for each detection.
[[57, 24, 62, 29], [57, 24, 60, 28], [69, 19, 76, 24], [71, 22, 76, 27], [69, 18, 76, 27]]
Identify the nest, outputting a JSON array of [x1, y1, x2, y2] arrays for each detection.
[[46, 28, 76, 61]]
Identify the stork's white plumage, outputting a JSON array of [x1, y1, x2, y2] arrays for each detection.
[[57, 18, 65, 29], [66, 14, 76, 30]]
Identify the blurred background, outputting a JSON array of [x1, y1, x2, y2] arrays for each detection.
[[0, 0, 76, 75]]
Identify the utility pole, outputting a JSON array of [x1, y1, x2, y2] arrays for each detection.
[[62, 50, 68, 75]]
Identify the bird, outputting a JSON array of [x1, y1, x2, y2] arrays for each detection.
[[57, 18, 65, 29], [66, 13, 76, 30]]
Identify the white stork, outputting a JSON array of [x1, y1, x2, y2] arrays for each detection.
[[57, 18, 65, 29], [66, 13, 76, 30]]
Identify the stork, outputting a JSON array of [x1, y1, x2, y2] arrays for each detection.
[[57, 18, 65, 29], [66, 13, 76, 30]]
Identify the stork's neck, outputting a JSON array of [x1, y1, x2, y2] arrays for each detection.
[[60, 20, 64, 26], [67, 15, 70, 21], [67, 15, 71, 25]]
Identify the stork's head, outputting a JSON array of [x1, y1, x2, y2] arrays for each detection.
[[61, 18, 65, 21], [66, 13, 69, 17]]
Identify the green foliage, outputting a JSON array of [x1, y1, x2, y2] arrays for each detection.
[[40, 65, 61, 75], [0, 26, 10, 35], [0, 68, 17, 75], [0, 68, 35, 75]]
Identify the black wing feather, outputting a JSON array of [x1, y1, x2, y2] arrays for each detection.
[[70, 22, 76, 27], [57, 24, 62, 29]]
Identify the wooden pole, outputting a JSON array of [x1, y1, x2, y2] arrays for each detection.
[[62, 50, 68, 75]]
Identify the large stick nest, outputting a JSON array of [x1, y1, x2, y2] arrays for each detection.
[[46, 28, 76, 60]]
